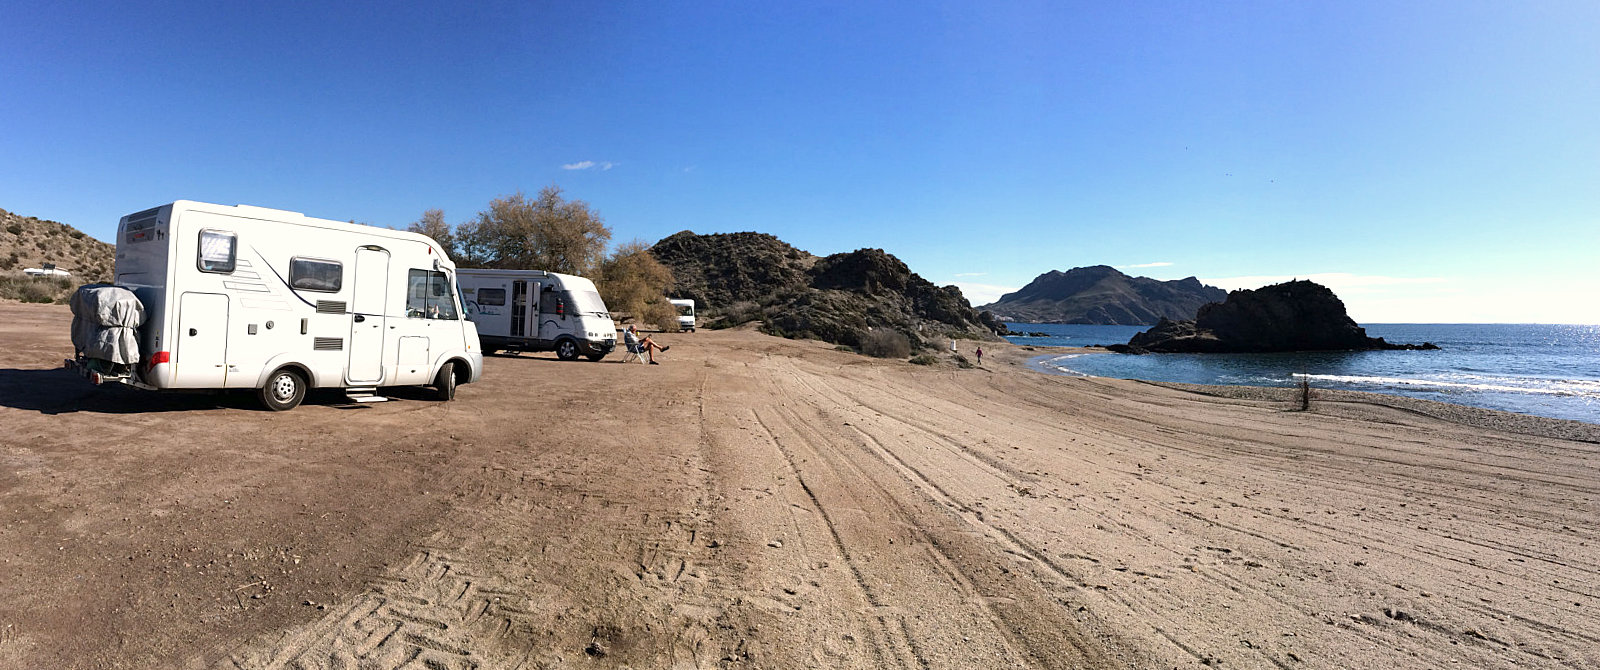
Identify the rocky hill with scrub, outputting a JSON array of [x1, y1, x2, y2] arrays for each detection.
[[650, 231, 1003, 352], [980, 265, 1226, 325], [1, 207, 114, 303]]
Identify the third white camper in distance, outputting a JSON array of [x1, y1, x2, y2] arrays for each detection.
[[92, 200, 482, 410], [456, 269, 618, 361], [671, 298, 695, 332]]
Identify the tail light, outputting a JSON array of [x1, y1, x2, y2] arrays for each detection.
[[145, 351, 170, 371]]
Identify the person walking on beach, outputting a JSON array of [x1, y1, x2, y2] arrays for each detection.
[[625, 324, 670, 364], [975, 345, 983, 366]]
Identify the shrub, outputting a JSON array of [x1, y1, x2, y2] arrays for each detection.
[[860, 329, 911, 359], [5, 223, 21, 235], [909, 354, 939, 365], [952, 353, 973, 369], [0, 276, 73, 304], [716, 300, 764, 328]]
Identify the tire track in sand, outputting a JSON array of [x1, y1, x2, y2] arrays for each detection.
[[748, 362, 1132, 669], [220, 539, 537, 670]]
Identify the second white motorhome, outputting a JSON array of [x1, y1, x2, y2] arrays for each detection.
[[66, 200, 483, 410], [457, 269, 617, 361], [671, 298, 696, 332]]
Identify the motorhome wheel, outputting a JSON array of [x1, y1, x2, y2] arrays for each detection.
[[434, 361, 457, 401], [259, 369, 306, 411], [556, 339, 579, 361]]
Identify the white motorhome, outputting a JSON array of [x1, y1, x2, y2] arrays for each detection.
[[66, 200, 482, 410], [671, 298, 696, 332], [457, 269, 617, 361]]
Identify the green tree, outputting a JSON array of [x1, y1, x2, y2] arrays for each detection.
[[455, 186, 611, 275], [599, 239, 677, 329], [406, 208, 458, 260]]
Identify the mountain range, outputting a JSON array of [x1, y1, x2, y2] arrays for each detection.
[[979, 266, 1227, 325]]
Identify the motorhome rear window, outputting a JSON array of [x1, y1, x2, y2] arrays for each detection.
[[197, 229, 236, 273], [476, 288, 506, 306], [289, 258, 343, 292]]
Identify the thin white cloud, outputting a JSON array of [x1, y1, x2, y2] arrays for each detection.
[[1120, 262, 1173, 269], [561, 161, 616, 171], [952, 282, 1020, 306], [953, 272, 987, 277]]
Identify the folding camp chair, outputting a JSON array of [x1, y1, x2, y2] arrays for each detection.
[[619, 334, 647, 364]]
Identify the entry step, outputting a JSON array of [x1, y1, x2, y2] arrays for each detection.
[[344, 387, 389, 403]]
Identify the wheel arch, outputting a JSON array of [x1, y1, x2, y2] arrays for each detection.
[[446, 356, 473, 385], [254, 359, 318, 389]]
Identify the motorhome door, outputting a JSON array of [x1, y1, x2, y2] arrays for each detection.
[[174, 292, 229, 387], [348, 247, 389, 384], [511, 281, 539, 340]]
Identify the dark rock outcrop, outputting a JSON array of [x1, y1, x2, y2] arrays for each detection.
[[980, 266, 1227, 325], [647, 231, 815, 310], [649, 232, 999, 349], [1110, 280, 1439, 354]]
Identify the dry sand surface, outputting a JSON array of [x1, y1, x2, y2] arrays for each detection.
[[1, 300, 1597, 669]]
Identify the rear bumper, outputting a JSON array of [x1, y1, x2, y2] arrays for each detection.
[[64, 358, 154, 390]]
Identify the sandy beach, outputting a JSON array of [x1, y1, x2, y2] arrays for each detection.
[[1, 300, 1596, 669]]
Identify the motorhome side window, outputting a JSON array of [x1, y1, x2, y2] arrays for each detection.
[[540, 287, 567, 315], [407, 270, 459, 320], [197, 229, 236, 273], [476, 288, 506, 306], [289, 258, 343, 292]]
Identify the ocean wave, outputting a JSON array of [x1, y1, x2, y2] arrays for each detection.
[[1037, 354, 1093, 377], [1295, 373, 1600, 397]]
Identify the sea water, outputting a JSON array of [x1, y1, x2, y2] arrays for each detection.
[[1008, 323, 1600, 424]]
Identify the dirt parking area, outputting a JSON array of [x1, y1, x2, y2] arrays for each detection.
[[1, 302, 1596, 669]]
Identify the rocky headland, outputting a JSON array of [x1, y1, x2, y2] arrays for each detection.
[[980, 265, 1226, 325], [650, 231, 1003, 350], [1109, 279, 1439, 354]]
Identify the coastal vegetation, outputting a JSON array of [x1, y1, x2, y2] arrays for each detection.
[[0, 207, 113, 303], [407, 188, 679, 330]]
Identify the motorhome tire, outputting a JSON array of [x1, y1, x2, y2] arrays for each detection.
[[259, 368, 306, 411], [556, 339, 579, 361], [434, 362, 457, 401]]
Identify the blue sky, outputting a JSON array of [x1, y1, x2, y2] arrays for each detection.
[[3, 1, 1596, 323]]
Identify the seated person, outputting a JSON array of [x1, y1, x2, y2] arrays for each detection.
[[625, 324, 670, 364]]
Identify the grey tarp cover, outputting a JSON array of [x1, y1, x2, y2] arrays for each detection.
[[70, 284, 145, 364]]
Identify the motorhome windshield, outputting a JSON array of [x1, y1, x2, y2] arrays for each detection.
[[677, 304, 694, 316], [568, 290, 608, 316]]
